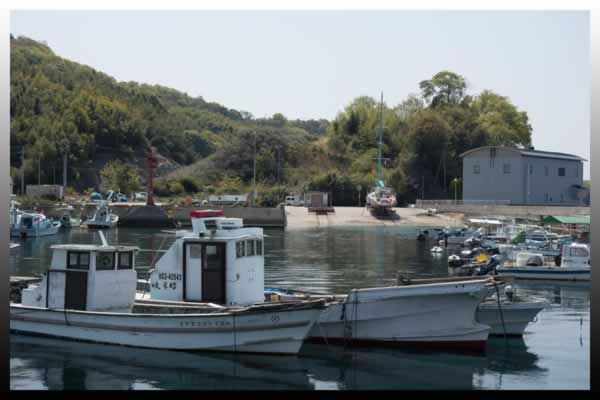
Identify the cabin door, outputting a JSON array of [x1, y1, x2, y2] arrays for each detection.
[[64, 271, 88, 310], [184, 243, 203, 302], [201, 243, 226, 304]]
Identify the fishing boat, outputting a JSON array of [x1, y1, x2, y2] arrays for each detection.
[[476, 292, 548, 336], [496, 242, 590, 281], [10, 228, 326, 355], [56, 206, 77, 229], [9, 204, 61, 239], [81, 202, 119, 229], [366, 93, 397, 214]]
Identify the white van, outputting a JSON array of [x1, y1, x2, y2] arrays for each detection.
[[284, 194, 304, 206]]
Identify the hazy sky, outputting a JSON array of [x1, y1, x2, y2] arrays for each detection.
[[11, 10, 590, 178]]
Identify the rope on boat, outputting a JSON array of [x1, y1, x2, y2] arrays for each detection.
[[493, 281, 507, 340]]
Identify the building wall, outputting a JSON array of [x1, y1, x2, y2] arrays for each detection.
[[462, 147, 585, 205], [462, 148, 525, 203], [522, 156, 584, 206]]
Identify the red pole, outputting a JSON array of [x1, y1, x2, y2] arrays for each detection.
[[147, 151, 156, 206]]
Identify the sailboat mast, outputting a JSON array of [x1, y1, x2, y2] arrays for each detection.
[[376, 92, 383, 186]]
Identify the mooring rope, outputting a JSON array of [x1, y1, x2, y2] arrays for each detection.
[[493, 281, 507, 340]]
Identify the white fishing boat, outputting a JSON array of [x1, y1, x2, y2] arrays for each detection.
[[265, 278, 492, 351], [9, 204, 61, 239], [56, 206, 77, 229], [475, 283, 548, 336], [10, 229, 326, 355], [496, 242, 590, 281], [81, 202, 119, 229]]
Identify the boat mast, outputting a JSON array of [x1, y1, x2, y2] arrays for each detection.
[[376, 92, 384, 188]]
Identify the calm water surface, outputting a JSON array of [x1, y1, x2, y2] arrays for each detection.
[[9, 226, 590, 390]]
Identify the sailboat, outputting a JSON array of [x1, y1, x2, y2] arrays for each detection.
[[366, 93, 397, 213]]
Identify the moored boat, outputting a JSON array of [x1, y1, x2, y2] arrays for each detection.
[[9, 206, 61, 239], [10, 229, 326, 355], [496, 243, 590, 281], [81, 202, 118, 229]]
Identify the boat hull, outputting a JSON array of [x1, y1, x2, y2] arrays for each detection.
[[496, 267, 590, 281], [10, 224, 60, 238], [305, 281, 491, 350], [476, 299, 547, 335], [10, 304, 322, 355]]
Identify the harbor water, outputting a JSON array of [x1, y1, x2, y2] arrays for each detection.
[[9, 226, 590, 390]]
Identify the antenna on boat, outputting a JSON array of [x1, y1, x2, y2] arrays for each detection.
[[376, 92, 384, 188], [99, 231, 109, 247]]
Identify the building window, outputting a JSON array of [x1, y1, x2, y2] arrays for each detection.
[[503, 163, 511, 174], [246, 240, 255, 256], [96, 252, 115, 270], [117, 252, 133, 270], [256, 240, 263, 255], [236, 241, 245, 258], [473, 164, 480, 174], [67, 252, 90, 270], [544, 166, 549, 176], [558, 167, 565, 177]]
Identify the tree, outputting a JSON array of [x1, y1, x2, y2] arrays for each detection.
[[100, 160, 141, 195], [420, 71, 467, 107]]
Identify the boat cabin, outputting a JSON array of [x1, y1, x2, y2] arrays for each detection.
[[20, 241, 139, 312], [148, 210, 265, 306], [512, 243, 590, 267]]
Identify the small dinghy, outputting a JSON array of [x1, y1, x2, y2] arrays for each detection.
[[81, 202, 118, 229]]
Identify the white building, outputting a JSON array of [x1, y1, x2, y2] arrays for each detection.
[[461, 146, 588, 206]]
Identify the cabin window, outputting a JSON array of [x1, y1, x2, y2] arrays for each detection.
[[246, 240, 255, 256], [503, 163, 511, 174], [256, 240, 263, 255], [473, 164, 480, 174], [236, 241, 245, 258], [558, 167, 565, 177], [189, 244, 202, 259], [97, 252, 115, 270], [67, 251, 90, 270], [569, 247, 588, 257], [118, 252, 133, 269]]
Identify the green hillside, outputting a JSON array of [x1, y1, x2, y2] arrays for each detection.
[[10, 35, 532, 205]]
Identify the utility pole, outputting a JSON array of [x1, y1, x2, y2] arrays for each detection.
[[453, 178, 458, 204], [38, 158, 41, 185], [421, 175, 425, 200], [252, 131, 257, 207], [63, 153, 67, 188], [20, 145, 25, 195], [276, 146, 281, 203]]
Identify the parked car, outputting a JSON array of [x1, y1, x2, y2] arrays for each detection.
[[117, 193, 128, 202], [89, 192, 103, 202], [134, 192, 148, 202]]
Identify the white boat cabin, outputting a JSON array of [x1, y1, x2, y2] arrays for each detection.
[[148, 210, 264, 306], [20, 241, 139, 313], [512, 243, 590, 268]]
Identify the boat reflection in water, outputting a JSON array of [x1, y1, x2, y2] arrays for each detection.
[[10, 334, 546, 390]]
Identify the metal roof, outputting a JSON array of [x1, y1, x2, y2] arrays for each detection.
[[542, 215, 590, 225], [460, 146, 586, 161]]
